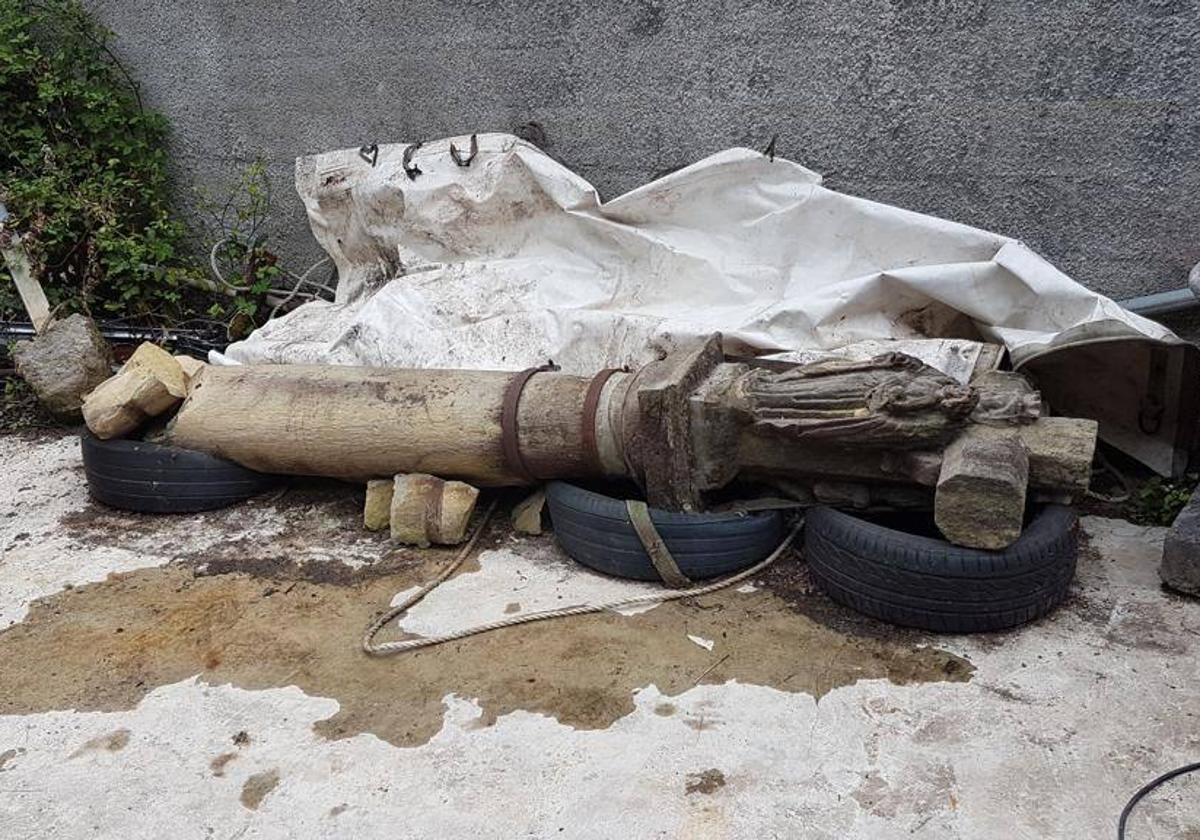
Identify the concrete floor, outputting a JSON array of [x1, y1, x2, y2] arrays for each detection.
[[0, 432, 1197, 839]]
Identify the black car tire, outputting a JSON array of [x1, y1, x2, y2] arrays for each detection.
[[545, 481, 784, 582], [81, 433, 278, 513], [805, 504, 1078, 633]]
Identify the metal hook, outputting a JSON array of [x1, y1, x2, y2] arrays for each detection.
[[402, 141, 423, 180], [358, 144, 379, 167], [450, 134, 478, 167], [763, 133, 779, 162]]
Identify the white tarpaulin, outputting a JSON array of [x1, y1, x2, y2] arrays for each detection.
[[229, 132, 1178, 371], [225, 133, 1194, 473]]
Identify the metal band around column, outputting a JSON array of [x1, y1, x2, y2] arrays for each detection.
[[500, 363, 557, 482]]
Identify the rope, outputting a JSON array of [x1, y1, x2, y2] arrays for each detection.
[[208, 237, 333, 313], [362, 505, 803, 657]]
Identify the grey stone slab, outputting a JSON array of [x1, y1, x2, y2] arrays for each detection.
[[1161, 485, 1200, 596]]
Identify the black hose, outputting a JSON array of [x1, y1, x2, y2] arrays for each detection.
[[1118, 761, 1200, 838]]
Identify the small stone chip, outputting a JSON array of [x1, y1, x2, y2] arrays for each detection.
[[363, 479, 394, 531]]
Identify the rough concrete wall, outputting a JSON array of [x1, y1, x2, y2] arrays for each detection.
[[87, 0, 1200, 304]]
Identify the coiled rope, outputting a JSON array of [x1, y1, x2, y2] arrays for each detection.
[[362, 500, 802, 656]]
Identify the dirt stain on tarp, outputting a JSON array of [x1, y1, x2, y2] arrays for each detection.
[[0, 530, 973, 748]]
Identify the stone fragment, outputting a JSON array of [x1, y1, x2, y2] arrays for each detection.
[[935, 426, 1028, 550], [1161, 486, 1200, 597], [390, 473, 479, 546], [11, 314, 113, 420], [82, 342, 187, 439], [174, 355, 206, 383], [512, 488, 547, 535], [363, 479, 394, 531]]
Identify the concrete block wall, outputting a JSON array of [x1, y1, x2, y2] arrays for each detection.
[[88, 0, 1200, 307]]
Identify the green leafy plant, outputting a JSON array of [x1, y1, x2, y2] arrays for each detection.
[[1126, 474, 1198, 527], [0, 374, 53, 430], [0, 0, 200, 319], [197, 156, 332, 335], [197, 157, 283, 325]]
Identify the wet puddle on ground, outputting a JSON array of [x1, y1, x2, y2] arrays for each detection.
[[0, 495, 974, 747]]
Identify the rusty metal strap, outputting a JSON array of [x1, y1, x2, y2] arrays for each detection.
[[625, 500, 693, 589], [501, 363, 557, 482], [580, 367, 621, 473]]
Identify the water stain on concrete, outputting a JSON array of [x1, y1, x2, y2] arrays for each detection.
[[0, 525, 973, 749], [852, 761, 957, 821], [685, 769, 726, 795], [69, 728, 130, 758], [210, 752, 238, 777], [240, 768, 280, 810], [852, 772, 895, 817]]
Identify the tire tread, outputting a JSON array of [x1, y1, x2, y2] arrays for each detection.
[[804, 505, 1077, 633], [81, 434, 278, 513], [546, 481, 784, 582]]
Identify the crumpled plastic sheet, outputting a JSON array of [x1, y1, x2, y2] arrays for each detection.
[[226, 133, 1179, 376]]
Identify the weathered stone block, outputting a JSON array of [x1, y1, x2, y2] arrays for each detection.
[[935, 426, 1029, 550], [1161, 487, 1200, 597], [82, 342, 187, 439], [363, 479, 393, 531], [390, 474, 479, 546], [11, 314, 113, 420]]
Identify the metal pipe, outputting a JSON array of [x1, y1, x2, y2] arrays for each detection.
[[0, 320, 224, 358], [1119, 287, 1200, 317]]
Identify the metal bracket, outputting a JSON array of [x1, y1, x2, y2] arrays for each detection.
[[763, 133, 779, 162], [450, 134, 478, 167], [402, 142, 423, 180], [500, 362, 560, 481]]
